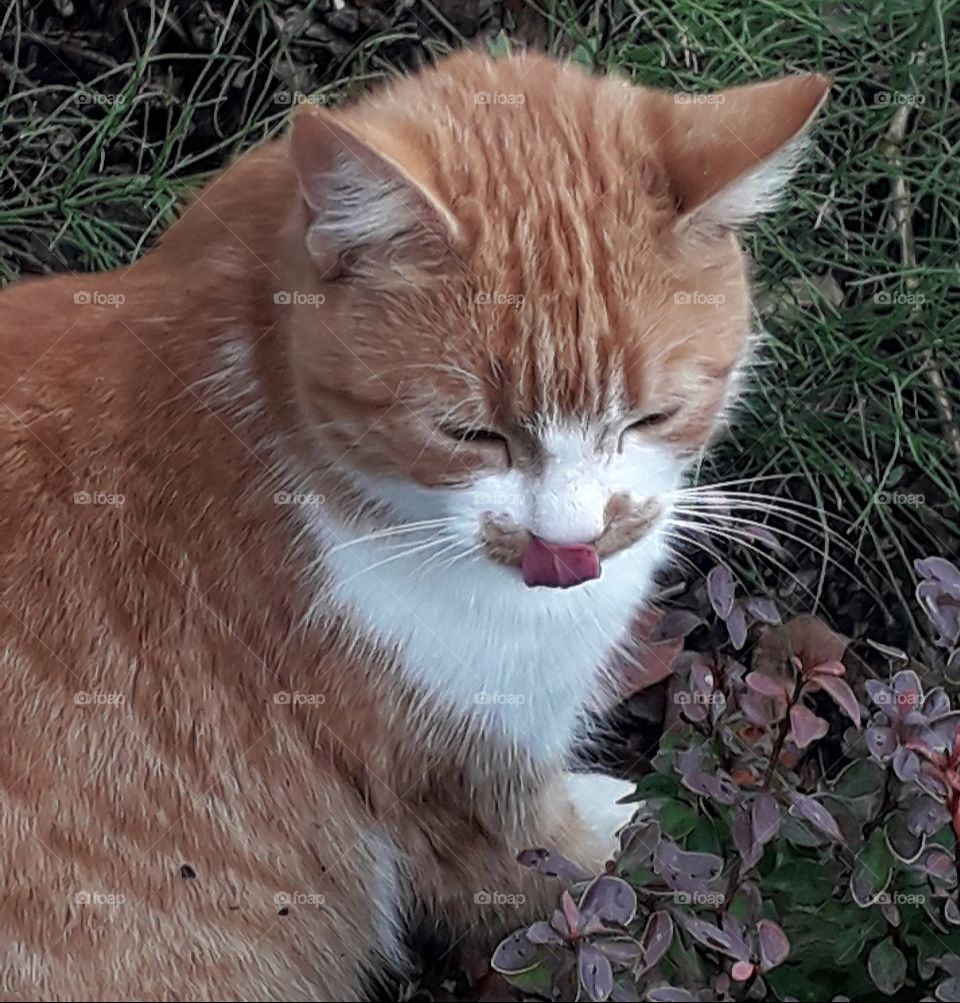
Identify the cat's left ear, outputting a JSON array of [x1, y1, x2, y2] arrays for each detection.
[[657, 73, 830, 239], [289, 108, 459, 274]]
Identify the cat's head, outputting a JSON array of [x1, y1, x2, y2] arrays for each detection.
[[282, 52, 828, 590]]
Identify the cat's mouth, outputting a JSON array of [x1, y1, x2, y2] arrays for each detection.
[[521, 538, 601, 588], [482, 496, 662, 589]]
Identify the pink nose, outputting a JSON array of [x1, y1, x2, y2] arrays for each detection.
[[521, 537, 601, 589]]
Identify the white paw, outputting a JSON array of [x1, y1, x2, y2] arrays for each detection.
[[565, 771, 637, 858]]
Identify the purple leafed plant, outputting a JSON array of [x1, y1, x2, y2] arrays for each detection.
[[491, 556, 960, 1002]]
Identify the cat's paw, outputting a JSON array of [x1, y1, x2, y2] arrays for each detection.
[[564, 771, 637, 865]]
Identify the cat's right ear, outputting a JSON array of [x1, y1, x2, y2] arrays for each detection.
[[289, 108, 458, 276]]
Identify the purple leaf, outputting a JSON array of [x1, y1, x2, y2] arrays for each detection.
[[788, 792, 844, 841], [707, 564, 736, 618], [938, 976, 960, 1000], [653, 839, 723, 895], [892, 746, 921, 782], [752, 793, 782, 846], [618, 819, 661, 865], [579, 876, 637, 928], [579, 942, 614, 1002], [680, 765, 740, 805], [492, 930, 540, 974], [647, 990, 698, 1003], [757, 919, 790, 971], [924, 687, 952, 719], [746, 671, 790, 700], [689, 659, 716, 700], [725, 604, 749, 649], [732, 806, 761, 869], [745, 596, 782, 625], [917, 847, 958, 886], [886, 813, 924, 863], [526, 920, 565, 945], [740, 689, 786, 727], [639, 911, 674, 972], [650, 609, 704, 642], [595, 939, 643, 965], [789, 703, 829, 749], [866, 725, 898, 761], [915, 556, 960, 588], [683, 916, 749, 960], [892, 669, 923, 713], [907, 795, 951, 837], [517, 847, 592, 884], [866, 680, 896, 712], [810, 675, 862, 727]]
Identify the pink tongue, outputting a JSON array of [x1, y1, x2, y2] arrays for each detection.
[[521, 538, 601, 589]]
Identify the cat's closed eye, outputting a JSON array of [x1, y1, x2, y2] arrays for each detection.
[[441, 425, 508, 446], [625, 407, 680, 432]]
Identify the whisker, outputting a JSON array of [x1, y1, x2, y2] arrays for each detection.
[[666, 520, 820, 600], [325, 519, 456, 554], [335, 535, 457, 587], [670, 507, 854, 558]]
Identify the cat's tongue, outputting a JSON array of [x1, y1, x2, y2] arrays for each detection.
[[521, 538, 601, 589]]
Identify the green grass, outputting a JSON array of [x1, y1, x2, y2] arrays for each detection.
[[1, 0, 957, 645], [542, 0, 960, 641]]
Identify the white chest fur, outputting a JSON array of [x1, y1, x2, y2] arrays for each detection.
[[314, 518, 666, 763]]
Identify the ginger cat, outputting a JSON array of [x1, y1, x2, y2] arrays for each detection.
[[0, 51, 827, 1000]]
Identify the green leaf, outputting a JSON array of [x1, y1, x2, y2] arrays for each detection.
[[686, 815, 723, 856], [868, 937, 907, 996], [851, 829, 894, 906], [660, 800, 699, 840], [764, 859, 838, 907], [634, 773, 684, 799], [832, 911, 884, 965], [505, 962, 554, 996]]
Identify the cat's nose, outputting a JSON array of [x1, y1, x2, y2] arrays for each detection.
[[521, 537, 601, 589]]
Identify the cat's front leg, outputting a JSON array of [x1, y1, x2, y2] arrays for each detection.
[[559, 770, 637, 870]]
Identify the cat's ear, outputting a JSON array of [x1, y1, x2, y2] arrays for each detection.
[[289, 108, 458, 274], [657, 74, 830, 239]]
